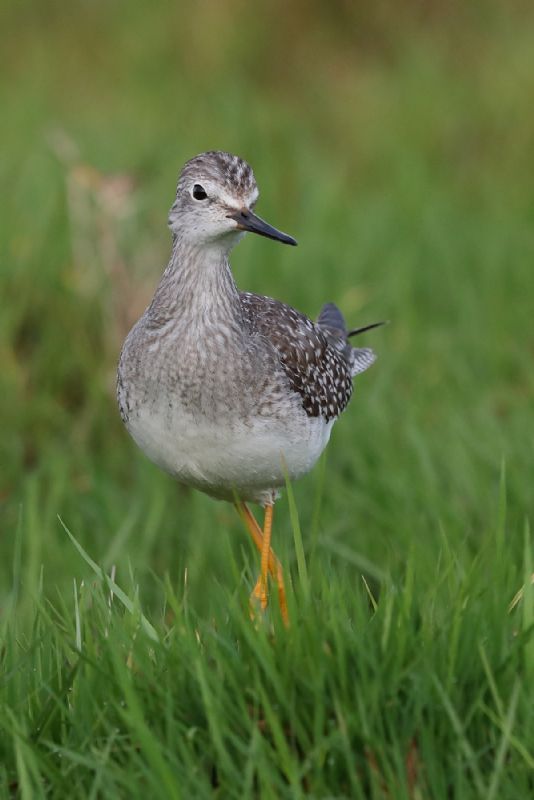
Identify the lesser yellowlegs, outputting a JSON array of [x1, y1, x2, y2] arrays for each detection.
[[117, 151, 382, 625]]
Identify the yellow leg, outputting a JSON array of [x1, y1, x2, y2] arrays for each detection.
[[235, 502, 289, 627], [256, 503, 273, 609]]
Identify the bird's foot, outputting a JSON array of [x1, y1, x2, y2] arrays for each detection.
[[249, 574, 269, 626], [238, 501, 290, 628], [251, 574, 269, 611]]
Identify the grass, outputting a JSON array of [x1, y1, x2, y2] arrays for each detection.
[[1, 1, 534, 796]]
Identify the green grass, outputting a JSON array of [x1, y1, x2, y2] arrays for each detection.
[[1, 2, 534, 796]]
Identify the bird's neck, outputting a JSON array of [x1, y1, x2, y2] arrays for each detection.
[[148, 235, 242, 330]]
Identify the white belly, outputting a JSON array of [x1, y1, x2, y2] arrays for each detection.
[[125, 404, 333, 504]]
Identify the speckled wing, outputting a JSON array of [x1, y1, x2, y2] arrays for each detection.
[[239, 293, 375, 423]]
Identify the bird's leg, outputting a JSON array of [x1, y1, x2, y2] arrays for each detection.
[[236, 502, 264, 555], [235, 502, 289, 627], [256, 503, 273, 610]]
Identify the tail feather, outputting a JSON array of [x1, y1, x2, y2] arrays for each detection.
[[351, 347, 377, 376], [318, 304, 386, 378], [317, 302, 347, 335], [348, 320, 388, 338]]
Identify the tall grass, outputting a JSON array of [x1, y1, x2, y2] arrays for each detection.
[[1, 1, 533, 795]]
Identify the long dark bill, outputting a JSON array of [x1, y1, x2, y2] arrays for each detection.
[[228, 209, 297, 246]]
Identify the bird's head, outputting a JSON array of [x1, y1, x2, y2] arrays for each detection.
[[168, 151, 297, 251]]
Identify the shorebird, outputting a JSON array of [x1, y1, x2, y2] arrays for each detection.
[[117, 151, 382, 626]]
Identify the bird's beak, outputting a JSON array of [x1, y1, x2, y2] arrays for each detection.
[[228, 208, 297, 246]]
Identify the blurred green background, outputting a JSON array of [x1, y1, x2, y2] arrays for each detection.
[[2, 0, 532, 594], [1, 1, 534, 794], [1, 0, 533, 604]]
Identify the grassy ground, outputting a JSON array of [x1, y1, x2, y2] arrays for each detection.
[[1, 1, 534, 797]]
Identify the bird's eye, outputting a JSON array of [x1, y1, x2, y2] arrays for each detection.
[[192, 184, 208, 200]]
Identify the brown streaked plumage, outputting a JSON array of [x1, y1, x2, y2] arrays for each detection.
[[117, 151, 382, 626]]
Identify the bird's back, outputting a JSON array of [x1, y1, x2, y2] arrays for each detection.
[[240, 293, 375, 423]]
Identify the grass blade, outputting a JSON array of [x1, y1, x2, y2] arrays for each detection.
[[59, 516, 159, 643], [283, 469, 310, 600]]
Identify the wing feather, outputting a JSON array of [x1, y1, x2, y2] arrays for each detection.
[[240, 293, 375, 422]]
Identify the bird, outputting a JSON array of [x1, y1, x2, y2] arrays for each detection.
[[117, 150, 382, 626]]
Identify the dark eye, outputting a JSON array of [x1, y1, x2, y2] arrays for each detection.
[[192, 184, 208, 200]]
